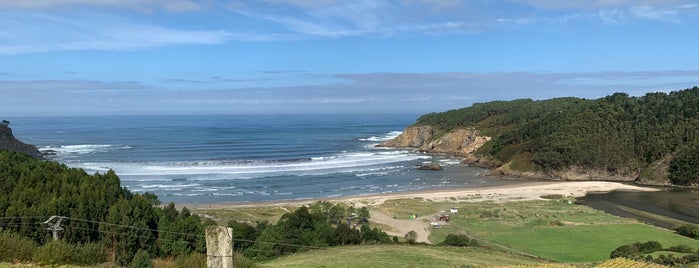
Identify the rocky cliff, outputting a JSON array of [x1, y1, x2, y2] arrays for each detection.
[[378, 125, 646, 181], [378, 126, 496, 167], [0, 125, 42, 158]]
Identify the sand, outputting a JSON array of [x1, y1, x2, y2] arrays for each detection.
[[187, 181, 659, 210]]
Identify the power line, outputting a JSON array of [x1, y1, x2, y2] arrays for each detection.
[[1, 215, 333, 251], [65, 216, 323, 250]]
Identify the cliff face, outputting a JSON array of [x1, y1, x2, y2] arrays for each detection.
[[0, 125, 42, 158], [378, 126, 493, 165], [378, 126, 435, 148], [379, 126, 645, 181]]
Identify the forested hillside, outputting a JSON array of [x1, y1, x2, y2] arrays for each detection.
[[0, 150, 391, 266], [0, 150, 210, 266], [414, 87, 699, 185]]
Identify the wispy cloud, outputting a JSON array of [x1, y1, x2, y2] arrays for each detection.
[[0, 79, 152, 92], [2, 70, 698, 115], [0, 0, 208, 12], [0, 12, 232, 54], [1, 0, 698, 55]]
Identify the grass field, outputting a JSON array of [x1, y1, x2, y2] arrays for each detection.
[[418, 198, 699, 263], [260, 244, 542, 267], [191, 196, 699, 266]]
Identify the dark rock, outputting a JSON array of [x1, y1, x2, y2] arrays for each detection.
[[417, 163, 443, 171], [0, 125, 43, 158]]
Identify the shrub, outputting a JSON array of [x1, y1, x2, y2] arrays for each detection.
[[33, 240, 75, 266], [0, 231, 37, 262], [176, 253, 205, 268], [610, 244, 635, 259], [404, 231, 417, 244], [235, 253, 260, 268], [675, 224, 699, 239], [668, 244, 695, 253], [442, 234, 480, 247], [73, 242, 107, 265], [131, 249, 153, 268], [443, 234, 472, 247], [636, 241, 662, 253]]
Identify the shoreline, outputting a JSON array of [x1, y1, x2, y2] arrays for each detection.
[[183, 180, 660, 210]]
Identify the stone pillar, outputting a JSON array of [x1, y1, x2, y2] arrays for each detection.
[[206, 226, 234, 268]]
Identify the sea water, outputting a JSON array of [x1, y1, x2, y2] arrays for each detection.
[[11, 114, 506, 204]]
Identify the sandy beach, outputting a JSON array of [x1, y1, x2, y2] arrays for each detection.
[[186, 180, 660, 209], [186, 181, 661, 244]]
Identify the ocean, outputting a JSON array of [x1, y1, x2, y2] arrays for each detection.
[[11, 114, 505, 204]]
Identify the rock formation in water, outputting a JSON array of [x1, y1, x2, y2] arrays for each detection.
[[378, 126, 497, 168], [0, 123, 43, 158], [417, 163, 443, 171]]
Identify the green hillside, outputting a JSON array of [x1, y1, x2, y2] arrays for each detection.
[[261, 244, 539, 267], [414, 87, 699, 185]]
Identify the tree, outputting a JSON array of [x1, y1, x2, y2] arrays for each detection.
[[675, 224, 699, 239], [102, 195, 157, 266], [130, 249, 153, 268], [405, 230, 417, 244], [0, 120, 9, 127], [669, 147, 699, 185]]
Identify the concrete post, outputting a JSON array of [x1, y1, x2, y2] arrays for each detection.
[[206, 226, 234, 268]]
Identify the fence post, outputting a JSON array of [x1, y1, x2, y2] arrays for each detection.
[[206, 226, 234, 268]]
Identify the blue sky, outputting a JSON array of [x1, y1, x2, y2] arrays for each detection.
[[1, 0, 699, 116]]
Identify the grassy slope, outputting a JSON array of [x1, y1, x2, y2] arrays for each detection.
[[261, 244, 539, 267], [195, 197, 699, 266], [432, 199, 699, 263]]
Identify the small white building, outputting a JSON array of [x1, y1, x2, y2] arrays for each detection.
[[450, 208, 458, 214]]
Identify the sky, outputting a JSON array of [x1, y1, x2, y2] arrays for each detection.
[[1, 0, 699, 116]]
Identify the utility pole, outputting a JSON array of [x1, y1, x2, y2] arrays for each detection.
[[43, 216, 66, 241]]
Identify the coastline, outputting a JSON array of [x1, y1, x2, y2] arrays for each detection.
[[183, 180, 660, 210]]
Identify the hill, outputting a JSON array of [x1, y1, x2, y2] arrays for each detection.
[[381, 87, 699, 185], [0, 122, 42, 158]]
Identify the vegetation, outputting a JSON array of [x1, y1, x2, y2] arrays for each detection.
[[0, 150, 212, 266], [441, 233, 480, 247], [610, 241, 699, 265], [414, 87, 699, 184], [0, 231, 36, 262], [234, 201, 391, 260], [675, 224, 699, 239], [260, 244, 540, 267], [374, 197, 699, 263]]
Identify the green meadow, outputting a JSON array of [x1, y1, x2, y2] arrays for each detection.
[[191, 196, 699, 267]]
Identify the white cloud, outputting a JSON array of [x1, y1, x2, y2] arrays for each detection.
[[0, 0, 208, 12], [630, 6, 680, 22], [0, 12, 232, 54], [598, 9, 625, 24]]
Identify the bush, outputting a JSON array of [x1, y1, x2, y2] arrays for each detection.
[[443, 234, 472, 247], [33, 240, 75, 266], [131, 249, 153, 268], [235, 253, 260, 268], [610, 245, 636, 258], [0, 231, 37, 262], [636, 241, 662, 253], [675, 224, 699, 239], [611, 241, 664, 259], [73, 242, 107, 265], [404, 231, 417, 244], [176, 253, 205, 268], [668, 244, 695, 253]]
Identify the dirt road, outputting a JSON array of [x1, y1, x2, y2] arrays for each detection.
[[370, 210, 432, 244]]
